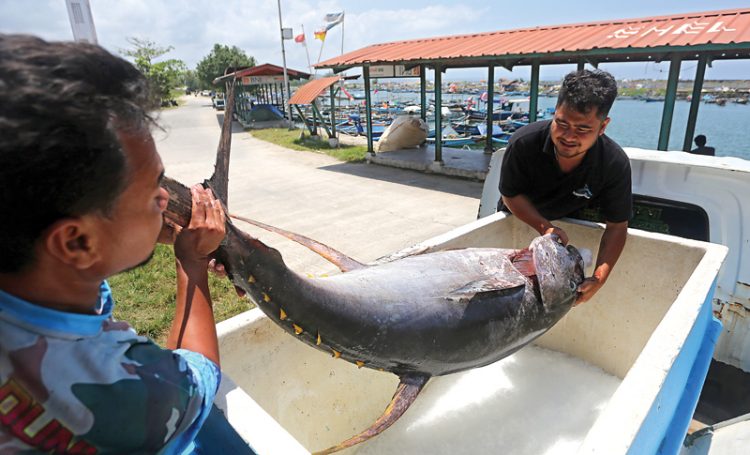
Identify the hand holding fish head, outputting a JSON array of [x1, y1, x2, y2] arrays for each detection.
[[531, 234, 585, 311]]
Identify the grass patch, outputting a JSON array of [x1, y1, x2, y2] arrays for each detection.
[[251, 128, 368, 162], [109, 244, 253, 346]]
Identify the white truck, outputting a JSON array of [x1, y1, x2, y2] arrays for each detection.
[[212, 147, 750, 454]]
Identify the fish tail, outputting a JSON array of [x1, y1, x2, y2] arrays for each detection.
[[207, 78, 236, 207], [313, 373, 430, 455]]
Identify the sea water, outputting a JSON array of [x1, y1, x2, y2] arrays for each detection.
[[355, 91, 750, 160], [353, 345, 621, 455]]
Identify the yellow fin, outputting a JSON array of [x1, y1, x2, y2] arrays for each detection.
[[248, 275, 256, 283], [293, 324, 303, 335], [280, 309, 287, 320], [356, 361, 365, 368], [316, 332, 322, 345], [262, 293, 271, 302], [332, 349, 341, 359]]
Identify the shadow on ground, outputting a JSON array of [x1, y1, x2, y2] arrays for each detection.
[[215, 113, 246, 134], [318, 161, 484, 199]]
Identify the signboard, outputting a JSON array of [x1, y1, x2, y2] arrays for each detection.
[[282, 28, 293, 40], [242, 75, 286, 85], [65, 0, 98, 44], [368, 65, 420, 78]]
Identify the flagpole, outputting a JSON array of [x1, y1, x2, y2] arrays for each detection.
[[316, 35, 326, 67], [340, 15, 345, 55], [276, 0, 292, 127], [301, 24, 313, 75]]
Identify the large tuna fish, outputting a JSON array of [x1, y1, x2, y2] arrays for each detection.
[[161, 83, 585, 454]]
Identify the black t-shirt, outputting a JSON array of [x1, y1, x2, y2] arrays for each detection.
[[499, 120, 632, 223], [690, 146, 715, 156]]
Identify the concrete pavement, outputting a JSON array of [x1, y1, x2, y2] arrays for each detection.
[[154, 96, 483, 275]]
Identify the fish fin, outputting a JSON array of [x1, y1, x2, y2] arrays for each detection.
[[206, 79, 236, 207], [313, 373, 430, 455], [229, 213, 366, 272], [448, 276, 526, 301]]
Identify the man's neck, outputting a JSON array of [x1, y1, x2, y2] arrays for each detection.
[[0, 269, 102, 314], [554, 147, 587, 173]]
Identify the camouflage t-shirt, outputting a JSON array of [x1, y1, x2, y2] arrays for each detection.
[[0, 282, 220, 454]]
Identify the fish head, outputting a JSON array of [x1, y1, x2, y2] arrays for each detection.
[[530, 234, 585, 310]]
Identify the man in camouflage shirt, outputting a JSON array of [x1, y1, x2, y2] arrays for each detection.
[[0, 34, 226, 453]]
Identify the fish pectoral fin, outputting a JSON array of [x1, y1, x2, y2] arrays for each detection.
[[313, 373, 430, 455], [229, 213, 366, 272], [447, 277, 526, 301]]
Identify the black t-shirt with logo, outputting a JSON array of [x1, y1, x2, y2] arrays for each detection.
[[499, 120, 632, 223]]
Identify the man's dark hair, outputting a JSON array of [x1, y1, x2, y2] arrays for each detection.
[[0, 34, 156, 273], [694, 134, 707, 146], [556, 69, 618, 119]]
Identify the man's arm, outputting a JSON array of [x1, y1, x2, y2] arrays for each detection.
[[501, 194, 570, 245], [576, 220, 627, 304], [167, 186, 226, 366]]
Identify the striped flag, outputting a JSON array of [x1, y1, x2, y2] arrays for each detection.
[[314, 28, 327, 41], [324, 11, 344, 31]]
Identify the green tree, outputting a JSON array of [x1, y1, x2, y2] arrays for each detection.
[[183, 69, 200, 92], [121, 37, 187, 105], [195, 44, 255, 90]]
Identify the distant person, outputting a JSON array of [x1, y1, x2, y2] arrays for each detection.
[[690, 134, 715, 156], [499, 69, 632, 305], [0, 34, 226, 453]]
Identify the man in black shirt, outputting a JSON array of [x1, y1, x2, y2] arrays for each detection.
[[500, 69, 632, 304]]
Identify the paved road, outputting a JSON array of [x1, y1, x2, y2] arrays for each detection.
[[155, 96, 483, 275]]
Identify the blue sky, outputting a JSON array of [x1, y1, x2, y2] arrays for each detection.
[[1, 0, 748, 81]]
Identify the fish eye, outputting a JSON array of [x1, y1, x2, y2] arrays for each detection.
[[569, 280, 577, 291]]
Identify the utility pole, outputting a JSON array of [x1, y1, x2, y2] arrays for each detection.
[[276, 0, 293, 127]]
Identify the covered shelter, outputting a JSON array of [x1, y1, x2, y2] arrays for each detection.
[[288, 76, 342, 138], [288, 75, 360, 139], [219, 63, 310, 127], [316, 7, 750, 170]]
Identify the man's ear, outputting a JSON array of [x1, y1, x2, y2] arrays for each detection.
[[43, 217, 101, 269], [599, 117, 611, 136]]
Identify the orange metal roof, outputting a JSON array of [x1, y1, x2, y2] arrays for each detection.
[[289, 76, 341, 105], [317, 8, 750, 69], [234, 63, 310, 80]]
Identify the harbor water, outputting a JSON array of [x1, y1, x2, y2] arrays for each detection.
[[357, 91, 750, 160]]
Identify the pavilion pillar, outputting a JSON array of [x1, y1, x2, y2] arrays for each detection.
[[434, 65, 443, 163], [420, 64, 427, 122], [683, 55, 708, 152], [363, 64, 374, 155], [658, 56, 682, 151], [577, 61, 585, 72], [485, 65, 495, 153], [529, 60, 540, 123], [329, 84, 337, 139]]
